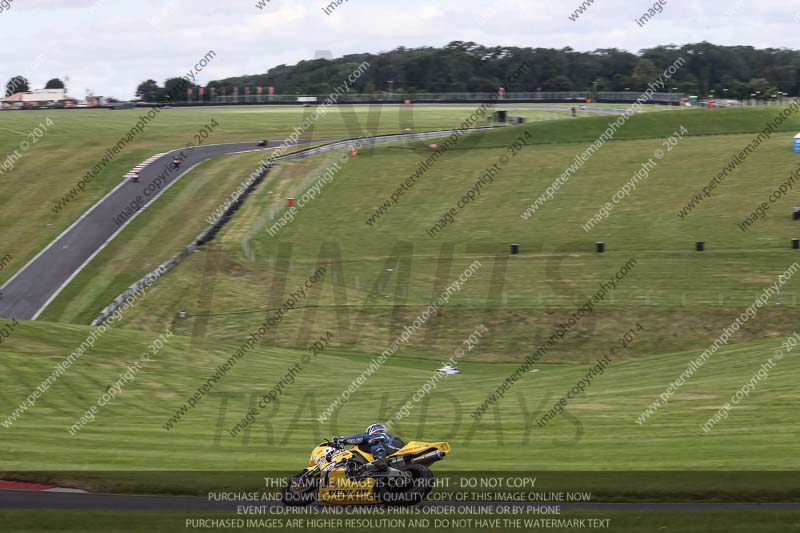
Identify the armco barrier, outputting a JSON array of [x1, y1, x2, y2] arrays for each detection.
[[90, 163, 272, 326]]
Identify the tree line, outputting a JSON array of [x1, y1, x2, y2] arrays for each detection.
[[195, 41, 800, 101], [11, 41, 797, 102], [200, 41, 793, 100]]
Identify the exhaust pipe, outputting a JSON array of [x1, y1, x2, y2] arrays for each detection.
[[408, 450, 446, 465]]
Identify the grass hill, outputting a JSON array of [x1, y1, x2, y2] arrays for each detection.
[[39, 106, 800, 364]]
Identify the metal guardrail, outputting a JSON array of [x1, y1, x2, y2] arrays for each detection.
[[277, 127, 493, 162]]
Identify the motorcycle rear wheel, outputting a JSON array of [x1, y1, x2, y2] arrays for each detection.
[[375, 464, 434, 507]]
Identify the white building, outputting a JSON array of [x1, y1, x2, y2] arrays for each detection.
[[1, 88, 77, 108]]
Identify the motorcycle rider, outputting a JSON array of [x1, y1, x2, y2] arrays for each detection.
[[313, 446, 349, 474], [332, 423, 404, 472]]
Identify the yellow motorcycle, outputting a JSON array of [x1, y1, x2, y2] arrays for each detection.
[[281, 439, 451, 506]]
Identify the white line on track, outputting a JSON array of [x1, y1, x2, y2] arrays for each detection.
[[30, 157, 207, 320]]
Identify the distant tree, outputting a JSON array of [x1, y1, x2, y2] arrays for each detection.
[[746, 77, 776, 98], [718, 75, 745, 100], [44, 78, 65, 90], [631, 59, 660, 90], [677, 74, 700, 95], [5, 75, 29, 96], [163, 77, 197, 101], [135, 79, 164, 101], [609, 73, 633, 91], [470, 77, 501, 92], [305, 83, 332, 94]]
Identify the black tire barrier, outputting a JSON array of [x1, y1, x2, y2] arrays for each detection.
[[793, 238, 799, 250], [696, 241, 705, 252], [510, 243, 520, 255], [595, 242, 605, 253]]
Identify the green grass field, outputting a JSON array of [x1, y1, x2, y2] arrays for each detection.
[[2, 105, 800, 507], [0, 104, 570, 288], [0, 318, 798, 478], [36, 107, 800, 363]]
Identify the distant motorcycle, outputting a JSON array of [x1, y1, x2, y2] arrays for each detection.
[[171, 157, 183, 170], [257, 140, 269, 147], [281, 439, 451, 507]]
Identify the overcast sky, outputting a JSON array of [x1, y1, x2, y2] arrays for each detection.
[[2, 0, 799, 99]]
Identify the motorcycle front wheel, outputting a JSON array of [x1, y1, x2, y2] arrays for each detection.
[[281, 472, 319, 506]]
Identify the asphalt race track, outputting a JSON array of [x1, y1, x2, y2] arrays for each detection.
[[0, 138, 325, 321]]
